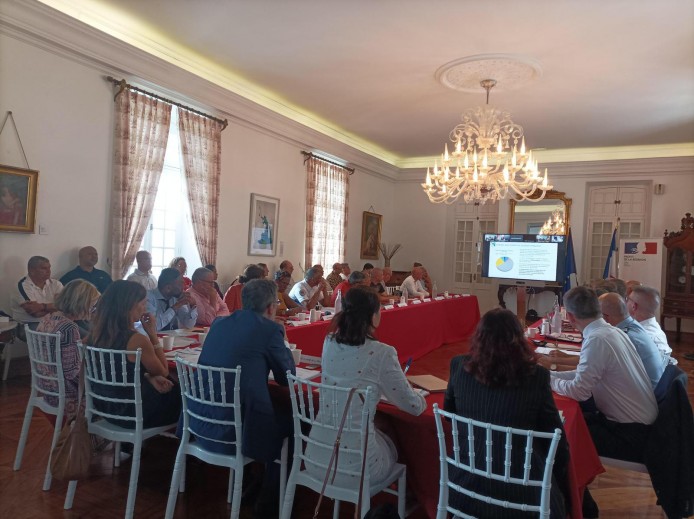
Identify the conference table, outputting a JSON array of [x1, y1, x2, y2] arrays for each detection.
[[286, 295, 481, 362]]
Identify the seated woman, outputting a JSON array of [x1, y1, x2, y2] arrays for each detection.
[[204, 263, 224, 299], [170, 256, 192, 291], [274, 270, 302, 317], [224, 264, 264, 313], [306, 286, 426, 486], [37, 279, 100, 421], [444, 308, 570, 518], [87, 280, 181, 428]]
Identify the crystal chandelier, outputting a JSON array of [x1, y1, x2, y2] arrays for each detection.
[[422, 79, 552, 205], [539, 209, 566, 235]]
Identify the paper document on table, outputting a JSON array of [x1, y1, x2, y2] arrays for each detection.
[[269, 367, 320, 382], [380, 388, 429, 404], [535, 347, 581, 356], [165, 348, 201, 363], [287, 320, 312, 327], [407, 374, 448, 392]]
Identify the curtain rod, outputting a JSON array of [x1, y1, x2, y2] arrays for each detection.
[[106, 76, 228, 130], [301, 151, 354, 174]]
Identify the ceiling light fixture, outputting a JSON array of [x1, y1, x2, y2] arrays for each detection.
[[422, 79, 552, 204], [539, 209, 566, 235]]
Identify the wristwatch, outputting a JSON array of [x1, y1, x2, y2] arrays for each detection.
[[550, 363, 557, 371]]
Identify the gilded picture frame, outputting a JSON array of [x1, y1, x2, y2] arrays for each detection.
[[0, 164, 38, 233], [360, 211, 382, 260]]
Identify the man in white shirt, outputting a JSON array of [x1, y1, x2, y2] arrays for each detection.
[[627, 285, 675, 366], [288, 267, 331, 308], [400, 266, 429, 298], [11, 256, 63, 330], [551, 286, 657, 464], [127, 250, 158, 290]]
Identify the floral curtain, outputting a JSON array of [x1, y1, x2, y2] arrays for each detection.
[[111, 90, 171, 279], [305, 156, 350, 268], [177, 110, 224, 266]]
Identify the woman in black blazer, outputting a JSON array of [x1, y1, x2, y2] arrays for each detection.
[[444, 308, 570, 518]]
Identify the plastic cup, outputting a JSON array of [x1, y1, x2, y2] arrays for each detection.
[[287, 343, 297, 350], [162, 336, 174, 351], [526, 327, 539, 339], [198, 332, 207, 345], [388, 298, 395, 305], [291, 348, 302, 365], [297, 312, 307, 320]]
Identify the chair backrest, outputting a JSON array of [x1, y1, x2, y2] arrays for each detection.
[[433, 403, 563, 519], [175, 357, 243, 452], [654, 363, 687, 404], [80, 344, 143, 429], [385, 286, 398, 295], [25, 326, 65, 410], [287, 373, 373, 481]]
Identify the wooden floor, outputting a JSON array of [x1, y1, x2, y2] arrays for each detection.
[[1, 331, 692, 518]]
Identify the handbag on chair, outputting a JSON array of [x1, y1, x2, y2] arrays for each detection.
[[313, 388, 370, 519], [50, 362, 91, 481]]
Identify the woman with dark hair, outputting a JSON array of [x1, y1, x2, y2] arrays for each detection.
[[274, 270, 302, 317], [444, 308, 570, 518], [223, 264, 264, 314], [306, 286, 426, 486], [88, 280, 181, 428], [169, 257, 192, 291]]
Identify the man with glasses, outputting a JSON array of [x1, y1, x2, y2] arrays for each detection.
[[186, 267, 230, 326]]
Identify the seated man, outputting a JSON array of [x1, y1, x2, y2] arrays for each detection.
[[400, 266, 429, 298], [186, 267, 230, 327], [289, 267, 331, 308], [127, 250, 158, 290], [60, 246, 112, 294], [325, 262, 343, 290], [11, 256, 63, 333], [331, 271, 368, 305], [362, 263, 374, 285], [192, 279, 295, 515], [540, 292, 666, 390], [279, 259, 295, 289], [146, 267, 198, 331], [369, 268, 391, 304], [551, 287, 657, 464], [382, 267, 393, 292], [627, 285, 675, 366]]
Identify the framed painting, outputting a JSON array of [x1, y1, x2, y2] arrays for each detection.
[[0, 164, 38, 233], [248, 193, 279, 256], [360, 211, 382, 260]]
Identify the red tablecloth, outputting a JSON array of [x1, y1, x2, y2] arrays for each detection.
[[377, 393, 604, 519], [286, 296, 481, 362]]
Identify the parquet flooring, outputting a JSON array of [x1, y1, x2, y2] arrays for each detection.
[[1, 331, 692, 518]]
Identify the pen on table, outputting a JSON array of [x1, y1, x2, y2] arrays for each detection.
[[403, 357, 413, 374]]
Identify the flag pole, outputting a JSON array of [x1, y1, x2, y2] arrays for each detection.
[[615, 217, 621, 279]]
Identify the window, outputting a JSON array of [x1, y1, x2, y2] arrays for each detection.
[[128, 107, 202, 278]]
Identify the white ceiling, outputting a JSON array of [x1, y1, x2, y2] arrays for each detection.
[[42, 0, 694, 160]]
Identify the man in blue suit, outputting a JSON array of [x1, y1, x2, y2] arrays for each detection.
[[193, 278, 295, 517]]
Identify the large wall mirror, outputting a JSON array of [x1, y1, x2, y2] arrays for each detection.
[[509, 190, 572, 234]]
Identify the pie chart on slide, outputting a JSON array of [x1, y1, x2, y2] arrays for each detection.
[[495, 256, 514, 272]]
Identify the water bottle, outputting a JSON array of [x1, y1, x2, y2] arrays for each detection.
[[432, 281, 437, 298], [334, 289, 343, 314], [400, 287, 408, 306], [550, 296, 562, 335]]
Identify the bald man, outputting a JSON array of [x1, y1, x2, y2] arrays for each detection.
[[599, 292, 664, 388], [627, 285, 674, 366], [400, 266, 429, 298], [60, 246, 113, 293]]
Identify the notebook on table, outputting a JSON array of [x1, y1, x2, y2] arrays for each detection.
[[406, 374, 448, 392]]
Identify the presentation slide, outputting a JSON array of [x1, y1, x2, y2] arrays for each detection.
[[484, 237, 562, 282]]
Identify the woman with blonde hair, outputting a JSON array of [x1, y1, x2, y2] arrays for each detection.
[[169, 256, 192, 291], [37, 279, 100, 421]]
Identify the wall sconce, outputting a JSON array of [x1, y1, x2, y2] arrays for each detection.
[[654, 184, 665, 195]]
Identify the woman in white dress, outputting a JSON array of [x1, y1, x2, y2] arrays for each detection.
[[306, 285, 427, 486]]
